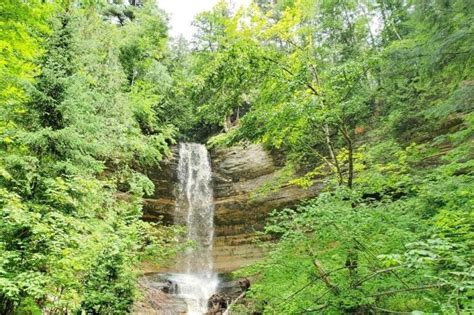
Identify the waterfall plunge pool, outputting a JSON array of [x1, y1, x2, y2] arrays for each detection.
[[167, 273, 219, 314]]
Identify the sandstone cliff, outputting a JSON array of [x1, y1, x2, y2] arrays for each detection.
[[142, 144, 323, 273]]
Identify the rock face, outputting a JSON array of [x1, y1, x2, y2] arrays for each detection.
[[210, 144, 323, 272], [142, 147, 179, 224], [142, 144, 323, 273]]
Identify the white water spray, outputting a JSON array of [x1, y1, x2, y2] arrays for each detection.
[[170, 143, 218, 314]]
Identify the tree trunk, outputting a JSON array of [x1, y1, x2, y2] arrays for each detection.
[[340, 124, 354, 189], [324, 124, 344, 185], [0, 295, 15, 315]]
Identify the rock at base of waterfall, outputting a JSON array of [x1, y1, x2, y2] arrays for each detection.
[[205, 277, 253, 314], [132, 274, 187, 315], [207, 293, 229, 314]]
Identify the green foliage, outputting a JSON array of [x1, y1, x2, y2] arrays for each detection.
[[190, 2, 268, 133], [1, 0, 473, 313], [0, 0, 51, 107], [0, 1, 183, 314], [235, 139, 472, 313], [186, 0, 473, 313]]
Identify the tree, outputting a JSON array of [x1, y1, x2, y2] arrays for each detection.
[[0, 1, 181, 313], [187, 0, 473, 313]]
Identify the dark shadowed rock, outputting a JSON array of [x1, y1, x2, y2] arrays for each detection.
[[207, 293, 229, 314]]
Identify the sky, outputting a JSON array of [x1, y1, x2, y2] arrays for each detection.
[[156, 0, 251, 39]]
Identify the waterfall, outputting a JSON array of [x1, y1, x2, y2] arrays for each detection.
[[170, 143, 218, 314]]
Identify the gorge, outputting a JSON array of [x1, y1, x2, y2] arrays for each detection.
[[135, 143, 324, 314], [2, 1, 470, 314]]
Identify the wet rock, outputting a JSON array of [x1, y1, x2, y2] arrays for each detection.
[[207, 293, 229, 314], [238, 278, 250, 292], [161, 279, 178, 294], [205, 277, 253, 315]]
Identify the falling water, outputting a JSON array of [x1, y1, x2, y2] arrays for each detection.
[[170, 143, 219, 314]]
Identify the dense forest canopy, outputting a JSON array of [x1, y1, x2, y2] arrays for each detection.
[[0, 0, 472, 314], [0, 1, 184, 313], [189, 1, 473, 313]]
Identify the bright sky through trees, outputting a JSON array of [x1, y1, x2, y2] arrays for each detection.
[[156, 0, 251, 38]]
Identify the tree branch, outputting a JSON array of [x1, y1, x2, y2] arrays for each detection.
[[313, 259, 340, 294], [262, 56, 319, 96], [351, 266, 402, 287], [370, 283, 446, 297]]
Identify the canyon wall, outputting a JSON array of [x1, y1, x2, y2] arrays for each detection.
[[143, 144, 323, 273]]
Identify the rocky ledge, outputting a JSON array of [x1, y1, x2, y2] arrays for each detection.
[[132, 273, 251, 315]]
